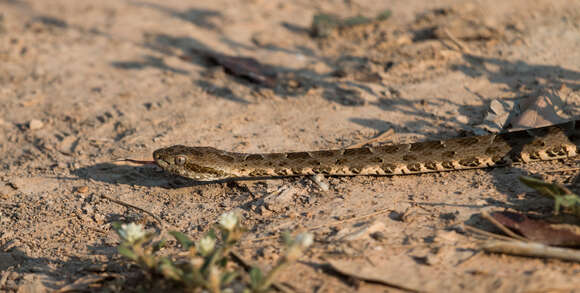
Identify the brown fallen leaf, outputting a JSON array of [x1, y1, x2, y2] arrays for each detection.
[[479, 99, 515, 132], [510, 88, 567, 130], [189, 49, 278, 88], [491, 211, 580, 246], [348, 128, 395, 148]]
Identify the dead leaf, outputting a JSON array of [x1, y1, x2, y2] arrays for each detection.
[[491, 211, 580, 246], [192, 50, 277, 88], [480, 99, 515, 132], [263, 186, 300, 212], [510, 89, 567, 130], [348, 128, 395, 148]]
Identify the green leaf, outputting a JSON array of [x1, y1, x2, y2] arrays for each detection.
[[118, 245, 138, 261], [281, 231, 293, 246], [343, 15, 372, 27], [207, 229, 217, 240], [111, 222, 122, 230], [249, 267, 263, 287], [158, 258, 183, 281], [169, 231, 194, 250], [519, 176, 580, 216], [217, 257, 228, 268], [313, 13, 340, 26], [519, 176, 568, 197], [140, 254, 156, 269], [376, 9, 392, 21], [153, 239, 166, 253], [220, 271, 237, 285], [131, 232, 155, 246]]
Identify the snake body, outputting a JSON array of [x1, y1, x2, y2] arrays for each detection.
[[153, 121, 580, 181]]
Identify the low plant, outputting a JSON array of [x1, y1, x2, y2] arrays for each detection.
[[113, 211, 313, 292], [519, 176, 580, 216]]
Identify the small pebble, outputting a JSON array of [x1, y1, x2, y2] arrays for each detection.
[[310, 174, 329, 191], [76, 186, 89, 193], [93, 213, 105, 225], [456, 115, 469, 125], [28, 119, 43, 130], [370, 231, 386, 241], [287, 79, 300, 88]]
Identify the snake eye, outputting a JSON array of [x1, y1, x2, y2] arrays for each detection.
[[175, 155, 186, 165]]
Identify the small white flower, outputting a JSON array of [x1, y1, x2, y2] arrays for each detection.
[[219, 211, 238, 231], [295, 233, 314, 249], [285, 233, 314, 262], [118, 223, 146, 244], [196, 235, 216, 255]]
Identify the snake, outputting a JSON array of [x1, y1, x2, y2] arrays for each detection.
[[153, 121, 580, 181]]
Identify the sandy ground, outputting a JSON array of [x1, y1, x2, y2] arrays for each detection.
[[2, 0, 580, 292]]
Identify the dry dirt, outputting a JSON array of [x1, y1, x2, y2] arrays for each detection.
[[2, 0, 580, 292]]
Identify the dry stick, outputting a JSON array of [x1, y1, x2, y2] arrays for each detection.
[[348, 128, 395, 149], [455, 250, 484, 268], [100, 194, 166, 229], [526, 288, 580, 293], [541, 167, 580, 174], [55, 274, 113, 293], [483, 241, 580, 262], [442, 28, 471, 54], [325, 259, 421, 293], [481, 211, 529, 242], [251, 207, 393, 242], [309, 207, 392, 231], [463, 224, 520, 242], [250, 235, 283, 243]]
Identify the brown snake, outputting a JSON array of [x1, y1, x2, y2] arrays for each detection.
[[153, 121, 580, 181]]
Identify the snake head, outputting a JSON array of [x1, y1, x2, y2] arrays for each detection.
[[153, 145, 230, 181]]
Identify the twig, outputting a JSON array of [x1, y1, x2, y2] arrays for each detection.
[[307, 207, 392, 231], [55, 274, 114, 293], [481, 211, 529, 242], [456, 250, 483, 268], [100, 194, 166, 228], [463, 224, 519, 242], [540, 167, 580, 174], [325, 259, 421, 292], [250, 207, 392, 243], [483, 240, 580, 262], [442, 28, 471, 54], [348, 129, 395, 148], [250, 235, 279, 242]]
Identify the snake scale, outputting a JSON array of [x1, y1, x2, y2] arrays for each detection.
[[153, 121, 580, 181]]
